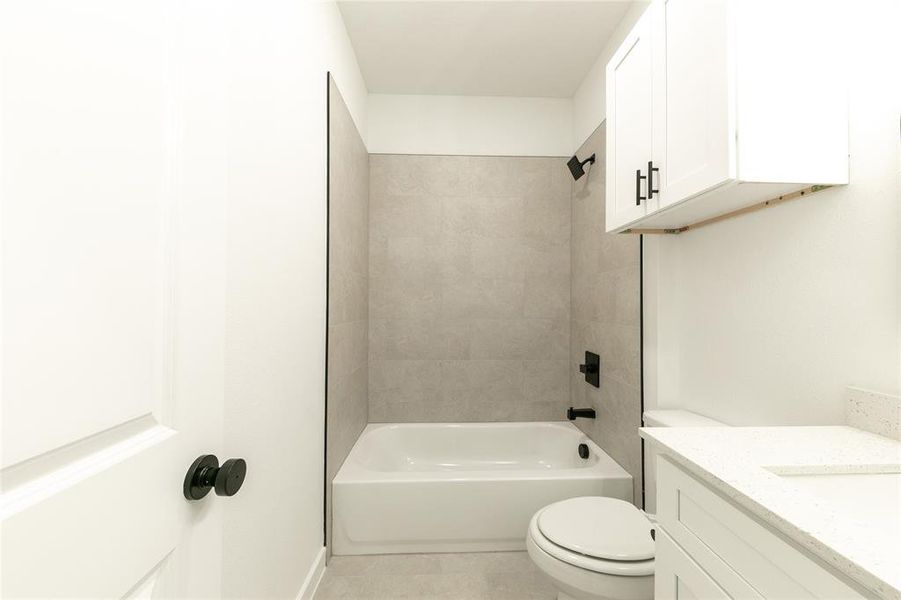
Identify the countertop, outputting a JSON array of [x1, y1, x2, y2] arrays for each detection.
[[640, 426, 901, 599]]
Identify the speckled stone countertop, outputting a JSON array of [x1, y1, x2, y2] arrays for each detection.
[[640, 426, 901, 599]]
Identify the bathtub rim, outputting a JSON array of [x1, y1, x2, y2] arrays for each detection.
[[333, 421, 631, 484]]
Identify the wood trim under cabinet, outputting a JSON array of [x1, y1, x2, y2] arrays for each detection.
[[622, 185, 832, 235]]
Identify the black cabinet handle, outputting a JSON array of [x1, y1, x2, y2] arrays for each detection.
[[184, 455, 247, 501], [635, 169, 647, 206], [648, 161, 659, 198]]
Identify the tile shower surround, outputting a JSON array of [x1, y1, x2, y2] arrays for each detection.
[[368, 154, 573, 423], [326, 77, 369, 550], [570, 123, 642, 505], [341, 125, 641, 505]]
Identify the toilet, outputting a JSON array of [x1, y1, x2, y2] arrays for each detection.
[[526, 410, 725, 600], [527, 496, 654, 600]]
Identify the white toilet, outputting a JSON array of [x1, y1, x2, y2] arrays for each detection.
[[527, 410, 724, 600], [527, 496, 654, 600]]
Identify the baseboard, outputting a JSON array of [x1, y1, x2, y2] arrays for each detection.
[[296, 547, 327, 600]]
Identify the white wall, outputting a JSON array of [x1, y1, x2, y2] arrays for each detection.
[[223, 1, 366, 598], [571, 1, 649, 150], [643, 1, 901, 426], [367, 94, 572, 156], [363, 2, 652, 158]]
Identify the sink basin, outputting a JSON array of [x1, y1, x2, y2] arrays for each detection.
[[773, 470, 901, 555]]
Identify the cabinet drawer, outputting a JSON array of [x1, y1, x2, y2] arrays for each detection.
[[657, 456, 865, 599], [656, 530, 730, 600]]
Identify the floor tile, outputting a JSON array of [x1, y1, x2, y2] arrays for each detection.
[[316, 552, 555, 599]]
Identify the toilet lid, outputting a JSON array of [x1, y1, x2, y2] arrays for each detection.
[[537, 497, 655, 561]]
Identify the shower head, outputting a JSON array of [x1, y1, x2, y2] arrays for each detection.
[[567, 153, 596, 181]]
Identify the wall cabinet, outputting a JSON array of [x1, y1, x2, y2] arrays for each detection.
[[606, 7, 655, 226], [605, 0, 848, 233]]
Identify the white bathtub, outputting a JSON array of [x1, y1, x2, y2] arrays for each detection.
[[331, 421, 633, 555]]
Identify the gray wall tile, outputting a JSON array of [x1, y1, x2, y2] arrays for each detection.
[[569, 123, 642, 506], [370, 194, 443, 238], [469, 318, 569, 360], [369, 154, 572, 423], [326, 77, 369, 551]]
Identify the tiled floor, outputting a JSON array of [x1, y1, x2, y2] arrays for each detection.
[[314, 552, 556, 599]]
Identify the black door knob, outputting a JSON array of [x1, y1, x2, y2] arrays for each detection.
[[183, 454, 247, 501]]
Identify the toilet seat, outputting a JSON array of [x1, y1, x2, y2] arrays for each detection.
[[528, 497, 655, 577]]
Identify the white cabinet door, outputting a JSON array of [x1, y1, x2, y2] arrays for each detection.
[[1, 2, 228, 597], [606, 9, 654, 230], [652, 0, 733, 209], [656, 531, 731, 600]]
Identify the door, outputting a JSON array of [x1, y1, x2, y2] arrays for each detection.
[[1, 1, 229, 597], [652, 0, 733, 209], [605, 8, 654, 231]]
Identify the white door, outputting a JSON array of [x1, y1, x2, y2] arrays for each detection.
[[1, 2, 230, 597], [652, 0, 733, 209], [605, 8, 655, 231]]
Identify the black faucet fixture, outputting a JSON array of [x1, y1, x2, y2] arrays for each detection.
[[567, 407, 596, 420]]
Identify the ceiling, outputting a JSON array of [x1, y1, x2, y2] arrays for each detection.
[[338, 1, 635, 98]]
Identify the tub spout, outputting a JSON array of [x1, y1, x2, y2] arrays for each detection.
[[567, 407, 596, 420]]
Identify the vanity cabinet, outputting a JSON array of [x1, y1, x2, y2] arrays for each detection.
[[605, 0, 848, 233], [654, 456, 866, 599], [656, 530, 731, 600]]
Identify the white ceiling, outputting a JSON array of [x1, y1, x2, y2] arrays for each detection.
[[338, 1, 635, 98]]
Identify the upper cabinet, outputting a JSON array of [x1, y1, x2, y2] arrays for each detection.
[[606, 0, 849, 233], [607, 8, 655, 226]]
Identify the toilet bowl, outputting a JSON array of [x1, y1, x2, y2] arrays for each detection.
[[526, 497, 654, 600]]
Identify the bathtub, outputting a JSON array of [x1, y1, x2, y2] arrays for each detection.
[[331, 421, 633, 555]]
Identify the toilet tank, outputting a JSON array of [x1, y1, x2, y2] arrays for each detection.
[[641, 410, 726, 515]]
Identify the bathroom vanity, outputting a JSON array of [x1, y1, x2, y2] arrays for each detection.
[[641, 426, 901, 599]]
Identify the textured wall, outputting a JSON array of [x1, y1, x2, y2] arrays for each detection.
[[570, 123, 643, 505], [326, 77, 369, 549], [369, 155, 572, 422]]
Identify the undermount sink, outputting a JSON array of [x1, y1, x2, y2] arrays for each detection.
[[771, 469, 901, 554]]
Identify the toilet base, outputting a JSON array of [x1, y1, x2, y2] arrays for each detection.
[[527, 535, 653, 600]]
